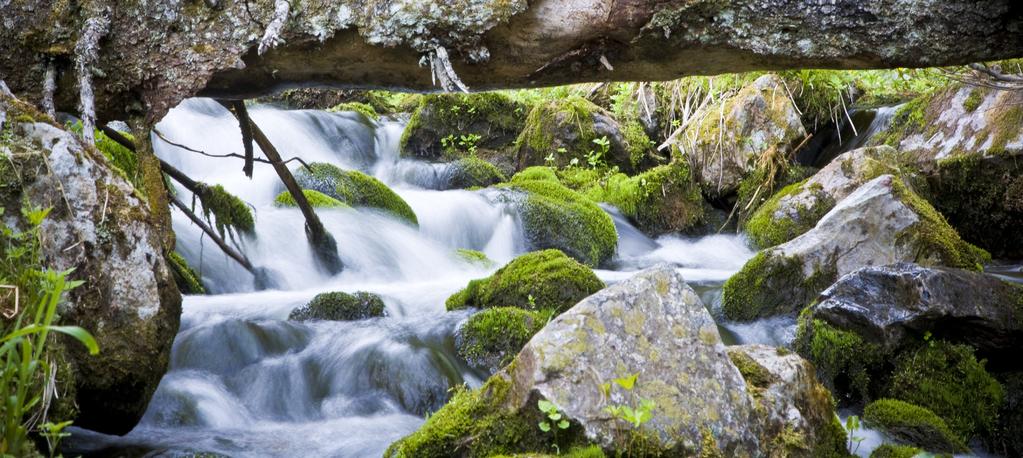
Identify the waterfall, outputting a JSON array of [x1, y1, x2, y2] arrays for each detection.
[[65, 99, 758, 457]]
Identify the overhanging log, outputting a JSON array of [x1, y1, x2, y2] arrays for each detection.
[[2, 1, 1022, 124]]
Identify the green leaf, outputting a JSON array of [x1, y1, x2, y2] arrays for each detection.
[[538, 399, 555, 413], [558, 419, 570, 429], [538, 421, 551, 432], [613, 372, 639, 391], [548, 412, 562, 421], [48, 326, 99, 355]]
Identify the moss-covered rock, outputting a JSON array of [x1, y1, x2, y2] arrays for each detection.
[[328, 101, 380, 121], [288, 291, 387, 321], [793, 311, 886, 401], [580, 159, 705, 235], [986, 371, 1023, 457], [446, 250, 604, 313], [885, 342, 1003, 441], [499, 169, 617, 267], [273, 189, 349, 208], [294, 162, 418, 225], [400, 92, 528, 161], [869, 444, 923, 458], [167, 251, 206, 294], [455, 307, 547, 374], [722, 175, 988, 321], [446, 156, 507, 189], [515, 96, 650, 174], [744, 146, 912, 249], [863, 399, 966, 453], [681, 75, 807, 200]]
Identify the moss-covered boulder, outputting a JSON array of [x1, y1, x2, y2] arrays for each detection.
[[288, 291, 386, 321], [455, 307, 547, 374], [446, 250, 604, 313], [744, 145, 912, 248], [580, 159, 705, 235], [393, 266, 847, 457], [273, 189, 349, 208], [680, 75, 807, 200], [294, 162, 417, 225], [497, 169, 617, 267], [328, 101, 379, 121], [515, 96, 651, 174], [722, 175, 988, 321], [445, 156, 507, 189], [885, 342, 1003, 441], [863, 399, 967, 453], [400, 92, 528, 161], [869, 444, 923, 458]]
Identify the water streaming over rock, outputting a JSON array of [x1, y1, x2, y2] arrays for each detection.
[[65, 99, 759, 457]]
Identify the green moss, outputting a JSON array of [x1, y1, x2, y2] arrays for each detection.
[[621, 119, 652, 170], [871, 96, 929, 149], [891, 179, 989, 271], [863, 399, 967, 452], [447, 156, 506, 189], [511, 166, 559, 183], [288, 291, 386, 321], [69, 123, 143, 193], [385, 377, 570, 457], [457, 307, 548, 372], [167, 251, 205, 295], [793, 313, 885, 400], [500, 173, 617, 267], [400, 92, 527, 159], [273, 189, 348, 208], [581, 159, 704, 235], [455, 248, 495, 267], [516, 96, 612, 169], [727, 349, 777, 391], [329, 101, 380, 121], [294, 163, 418, 225], [963, 87, 985, 113], [554, 167, 601, 191], [744, 179, 835, 249], [721, 251, 836, 321], [986, 104, 1023, 153], [195, 183, 254, 238], [869, 444, 923, 458], [446, 250, 604, 314], [885, 342, 1003, 441]]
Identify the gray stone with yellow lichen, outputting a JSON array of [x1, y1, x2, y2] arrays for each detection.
[[499, 264, 763, 455]]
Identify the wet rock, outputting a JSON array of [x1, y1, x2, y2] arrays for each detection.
[[745, 145, 910, 248], [863, 399, 967, 453], [289, 291, 386, 321], [515, 96, 651, 174], [682, 75, 806, 200], [293, 162, 418, 225], [722, 175, 988, 321], [0, 104, 180, 434], [390, 266, 847, 456], [455, 307, 546, 375], [443, 156, 507, 189], [805, 263, 1023, 360]]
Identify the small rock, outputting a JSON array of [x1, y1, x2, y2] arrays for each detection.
[[289, 291, 387, 321]]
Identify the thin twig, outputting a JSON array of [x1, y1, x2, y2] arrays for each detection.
[[152, 128, 312, 170]]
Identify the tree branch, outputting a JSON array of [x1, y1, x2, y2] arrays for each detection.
[[169, 194, 254, 273], [151, 128, 312, 169]]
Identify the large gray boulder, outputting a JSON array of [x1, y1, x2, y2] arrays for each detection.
[[745, 145, 906, 248], [681, 74, 806, 200], [386, 265, 846, 457], [0, 98, 180, 434], [722, 174, 987, 321], [804, 263, 1023, 359]]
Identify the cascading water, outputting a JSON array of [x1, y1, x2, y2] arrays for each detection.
[[65, 99, 762, 457]]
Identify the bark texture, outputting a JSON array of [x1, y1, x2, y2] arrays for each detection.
[[2, 0, 1022, 125]]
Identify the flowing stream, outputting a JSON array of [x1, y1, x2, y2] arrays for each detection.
[[64, 100, 763, 457]]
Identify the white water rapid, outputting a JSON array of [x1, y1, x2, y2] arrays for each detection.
[[66, 99, 764, 457]]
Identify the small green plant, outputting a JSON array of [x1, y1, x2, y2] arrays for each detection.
[[586, 136, 611, 169], [440, 133, 481, 156], [40, 420, 73, 458], [538, 399, 571, 454], [601, 372, 657, 455], [527, 294, 537, 309], [845, 415, 866, 455]]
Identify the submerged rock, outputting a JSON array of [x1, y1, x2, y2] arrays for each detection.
[[444, 156, 507, 189], [446, 249, 603, 313], [722, 175, 988, 321], [515, 96, 651, 174], [0, 102, 181, 434], [391, 266, 847, 457], [683, 75, 806, 200], [803, 263, 1023, 360], [289, 291, 386, 321], [496, 169, 618, 267], [745, 145, 910, 248], [293, 162, 418, 225]]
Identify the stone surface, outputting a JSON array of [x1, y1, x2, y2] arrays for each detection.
[[288, 291, 387, 321], [806, 263, 1023, 360], [5, 1, 1023, 125], [0, 101, 180, 434], [683, 74, 806, 200], [722, 174, 987, 321]]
